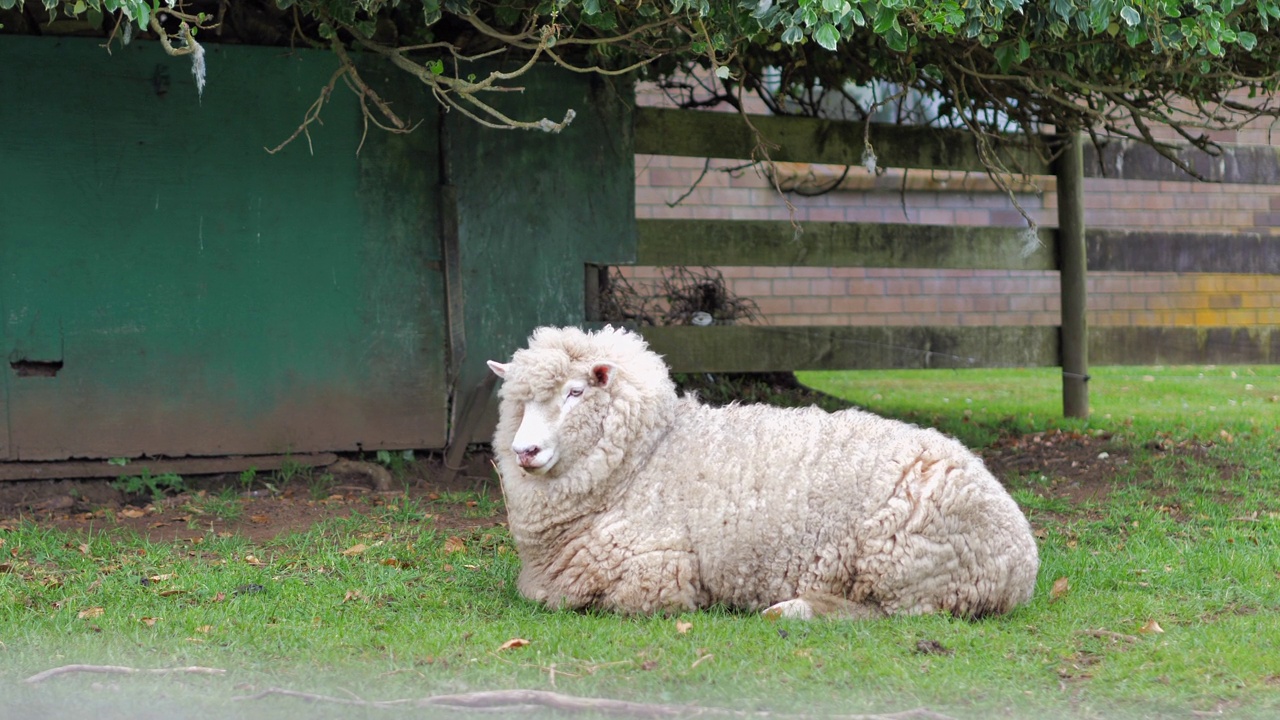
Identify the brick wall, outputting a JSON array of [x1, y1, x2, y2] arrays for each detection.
[[627, 86, 1280, 329]]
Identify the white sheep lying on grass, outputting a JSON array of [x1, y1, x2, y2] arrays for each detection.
[[487, 326, 1039, 620]]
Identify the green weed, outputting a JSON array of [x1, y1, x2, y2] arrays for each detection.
[[109, 470, 186, 502]]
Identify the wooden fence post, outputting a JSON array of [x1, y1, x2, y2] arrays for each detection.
[[1056, 133, 1089, 419]]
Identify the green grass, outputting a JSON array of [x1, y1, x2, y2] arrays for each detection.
[[2, 365, 1279, 719], [799, 364, 1280, 446]]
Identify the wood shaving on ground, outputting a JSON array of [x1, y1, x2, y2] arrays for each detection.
[[24, 664, 226, 684], [232, 687, 955, 719]]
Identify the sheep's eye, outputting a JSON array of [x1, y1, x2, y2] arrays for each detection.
[[567, 387, 584, 398]]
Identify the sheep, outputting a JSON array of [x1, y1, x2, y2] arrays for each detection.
[[486, 325, 1039, 620]]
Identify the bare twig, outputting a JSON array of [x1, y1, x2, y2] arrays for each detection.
[[233, 686, 955, 719], [24, 664, 226, 684], [265, 67, 343, 155]]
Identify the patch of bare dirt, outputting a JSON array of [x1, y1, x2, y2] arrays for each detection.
[[982, 428, 1129, 505], [0, 453, 505, 541]]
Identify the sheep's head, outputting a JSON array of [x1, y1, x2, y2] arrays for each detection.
[[488, 326, 676, 481], [487, 358, 615, 476]]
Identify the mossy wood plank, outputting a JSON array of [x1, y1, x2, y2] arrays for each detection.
[[636, 108, 1280, 185], [0, 37, 447, 459], [634, 107, 1049, 175], [640, 326, 1060, 373], [637, 219, 1058, 270], [637, 220, 1280, 275], [639, 325, 1280, 374], [1086, 139, 1280, 184], [1086, 230, 1280, 274], [1090, 327, 1280, 365]]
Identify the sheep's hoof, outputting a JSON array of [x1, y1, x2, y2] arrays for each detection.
[[761, 598, 814, 621]]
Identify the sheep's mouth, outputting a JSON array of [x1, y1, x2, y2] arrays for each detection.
[[519, 454, 557, 475]]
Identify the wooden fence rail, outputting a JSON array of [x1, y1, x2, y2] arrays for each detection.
[[637, 221, 1280, 275], [638, 325, 1280, 373], [634, 107, 1280, 183], [629, 107, 1280, 418]]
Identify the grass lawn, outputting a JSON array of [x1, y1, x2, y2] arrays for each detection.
[[2, 366, 1279, 719]]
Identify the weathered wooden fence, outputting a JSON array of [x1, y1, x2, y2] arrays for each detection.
[[630, 107, 1280, 418]]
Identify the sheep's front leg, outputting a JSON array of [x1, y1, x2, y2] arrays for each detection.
[[604, 550, 704, 615], [762, 591, 886, 621]]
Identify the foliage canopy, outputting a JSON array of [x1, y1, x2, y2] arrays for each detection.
[[6, 0, 1279, 167]]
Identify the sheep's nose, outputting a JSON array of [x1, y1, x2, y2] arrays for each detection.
[[516, 447, 542, 467]]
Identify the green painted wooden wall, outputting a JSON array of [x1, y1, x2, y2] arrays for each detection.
[[0, 37, 636, 461], [447, 69, 637, 438]]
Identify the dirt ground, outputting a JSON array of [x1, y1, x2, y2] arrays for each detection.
[[0, 452, 505, 540], [0, 430, 1138, 541]]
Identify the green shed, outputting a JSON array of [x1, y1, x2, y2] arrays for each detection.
[[0, 36, 636, 468]]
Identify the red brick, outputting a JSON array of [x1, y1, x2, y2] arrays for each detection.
[[792, 297, 832, 314], [753, 297, 793, 316], [847, 279, 887, 295], [884, 279, 922, 295], [920, 278, 959, 295], [903, 296, 940, 313], [784, 267, 831, 279], [807, 278, 846, 295], [731, 279, 774, 297], [831, 296, 868, 313], [771, 279, 811, 296], [866, 297, 904, 313], [1009, 295, 1046, 312]]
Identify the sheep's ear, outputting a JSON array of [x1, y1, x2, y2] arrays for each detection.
[[590, 363, 614, 387], [487, 360, 509, 378]]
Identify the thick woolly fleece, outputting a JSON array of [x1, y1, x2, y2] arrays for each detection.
[[489, 326, 1039, 619]]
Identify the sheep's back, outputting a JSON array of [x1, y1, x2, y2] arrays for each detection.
[[629, 399, 1033, 612]]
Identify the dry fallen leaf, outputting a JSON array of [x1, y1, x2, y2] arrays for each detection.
[[244, 555, 265, 566], [139, 616, 160, 627], [77, 543, 90, 555], [341, 543, 368, 556], [158, 589, 187, 598], [1139, 619, 1165, 634], [196, 625, 213, 634], [1050, 577, 1070, 603], [675, 620, 693, 635], [249, 515, 270, 524], [443, 536, 466, 554], [149, 573, 176, 582], [78, 607, 105, 619], [343, 590, 363, 603], [498, 638, 530, 651], [119, 508, 146, 519]]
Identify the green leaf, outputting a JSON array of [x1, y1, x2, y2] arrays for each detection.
[[582, 0, 600, 14], [884, 25, 908, 52], [872, 7, 897, 34], [821, 0, 842, 12], [1236, 30, 1257, 50], [993, 43, 1021, 73], [815, 21, 839, 50], [1119, 5, 1140, 26]]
